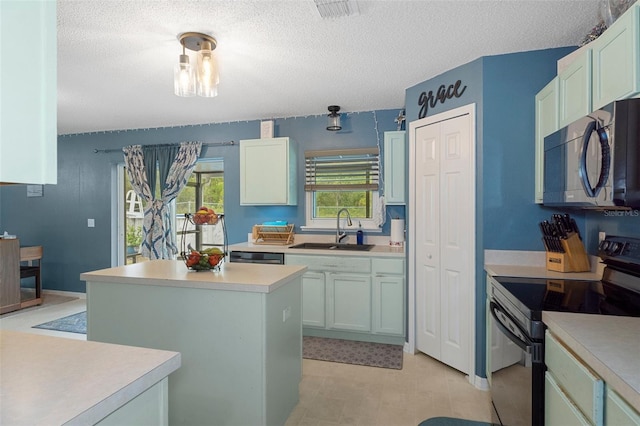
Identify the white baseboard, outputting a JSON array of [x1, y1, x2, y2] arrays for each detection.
[[471, 375, 490, 391], [43, 289, 86, 299]]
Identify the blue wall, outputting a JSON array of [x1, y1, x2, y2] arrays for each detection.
[[0, 109, 403, 293], [404, 46, 576, 378]]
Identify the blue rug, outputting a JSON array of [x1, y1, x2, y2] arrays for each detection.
[[33, 311, 87, 334]]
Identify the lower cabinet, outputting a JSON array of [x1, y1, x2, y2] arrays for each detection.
[[545, 331, 603, 425], [544, 330, 640, 426], [327, 273, 371, 332], [301, 271, 326, 328], [606, 386, 640, 426], [286, 254, 405, 344]]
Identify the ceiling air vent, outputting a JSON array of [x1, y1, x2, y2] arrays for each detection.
[[313, 0, 359, 19]]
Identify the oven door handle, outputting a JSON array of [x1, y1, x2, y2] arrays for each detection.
[[490, 301, 534, 353]]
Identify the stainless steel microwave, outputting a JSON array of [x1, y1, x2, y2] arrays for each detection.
[[543, 98, 640, 209]]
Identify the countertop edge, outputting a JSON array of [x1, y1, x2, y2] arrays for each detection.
[[542, 312, 640, 411], [68, 352, 182, 425], [228, 242, 406, 257], [81, 262, 308, 294]]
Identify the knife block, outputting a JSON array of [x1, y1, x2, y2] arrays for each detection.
[[546, 232, 590, 273]]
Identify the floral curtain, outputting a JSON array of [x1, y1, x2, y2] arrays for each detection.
[[123, 141, 202, 259]]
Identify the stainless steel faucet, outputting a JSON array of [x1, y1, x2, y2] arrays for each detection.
[[335, 208, 352, 243]]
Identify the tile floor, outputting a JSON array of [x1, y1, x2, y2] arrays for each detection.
[[1, 292, 494, 426]]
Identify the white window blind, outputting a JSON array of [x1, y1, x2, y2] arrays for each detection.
[[304, 147, 379, 191]]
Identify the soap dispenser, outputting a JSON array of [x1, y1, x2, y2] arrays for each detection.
[[356, 222, 364, 245]]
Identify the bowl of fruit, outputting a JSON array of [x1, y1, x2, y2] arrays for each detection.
[[192, 207, 218, 225], [183, 247, 225, 271]]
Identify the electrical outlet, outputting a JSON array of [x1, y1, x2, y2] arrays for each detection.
[[282, 306, 291, 322], [599, 231, 606, 244], [88, 219, 95, 228]]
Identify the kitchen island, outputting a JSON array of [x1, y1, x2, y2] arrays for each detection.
[[81, 260, 306, 426], [0, 330, 180, 425]]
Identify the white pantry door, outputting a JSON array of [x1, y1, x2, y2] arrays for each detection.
[[411, 105, 475, 376]]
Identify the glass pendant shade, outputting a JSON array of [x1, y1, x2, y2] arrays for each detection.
[[327, 105, 342, 131], [196, 41, 219, 97], [174, 54, 195, 97]]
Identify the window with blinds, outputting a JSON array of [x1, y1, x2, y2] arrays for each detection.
[[304, 147, 379, 191]]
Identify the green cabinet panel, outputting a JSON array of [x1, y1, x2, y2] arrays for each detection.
[[559, 49, 592, 127], [534, 77, 559, 203], [372, 275, 404, 335], [592, 4, 640, 110], [301, 271, 325, 328], [327, 273, 371, 332], [0, 1, 57, 184], [606, 387, 640, 426], [372, 257, 405, 336], [384, 131, 406, 204], [545, 372, 591, 426], [287, 253, 405, 342], [240, 138, 297, 205]]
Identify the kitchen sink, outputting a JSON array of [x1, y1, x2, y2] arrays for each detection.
[[288, 242, 375, 251]]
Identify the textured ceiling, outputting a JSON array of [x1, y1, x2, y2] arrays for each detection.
[[57, 0, 603, 135]]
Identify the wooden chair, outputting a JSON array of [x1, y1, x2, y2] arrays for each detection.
[[20, 246, 43, 308]]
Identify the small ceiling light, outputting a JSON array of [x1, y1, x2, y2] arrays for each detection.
[[327, 105, 342, 131], [174, 32, 218, 98]]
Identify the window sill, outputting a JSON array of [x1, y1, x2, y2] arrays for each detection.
[[300, 226, 382, 233]]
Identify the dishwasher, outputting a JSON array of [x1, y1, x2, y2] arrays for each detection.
[[229, 250, 285, 264]]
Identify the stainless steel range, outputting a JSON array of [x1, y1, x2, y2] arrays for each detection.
[[488, 235, 640, 426]]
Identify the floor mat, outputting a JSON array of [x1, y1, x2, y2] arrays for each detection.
[[302, 336, 403, 369], [33, 311, 86, 334]]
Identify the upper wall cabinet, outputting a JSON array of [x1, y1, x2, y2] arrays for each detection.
[[0, 1, 57, 185], [239, 137, 297, 206], [558, 49, 592, 128], [591, 5, 640, 110], [383, 131, 406, 205], [534, 78, 559, 204]]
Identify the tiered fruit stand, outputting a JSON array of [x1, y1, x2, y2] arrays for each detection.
[[179, 212, 228, 271]]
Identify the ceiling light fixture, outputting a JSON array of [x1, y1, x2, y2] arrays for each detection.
[[174, 32, 218, 98], [326, 105, 342, 131]]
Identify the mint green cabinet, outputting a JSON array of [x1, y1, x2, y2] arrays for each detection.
[[240, 137, 297, 205], [0, 1, 57, 185], [559, 49, 592, 128], [384, 131, 406, 204], [286, 253, 405, 344], [534, 78, 559, 203], [372, 258, 405, 336], [591, 4, 640, 110], [301, 271, 325, 328], [545, 372, 592, 426], [327, 273, 371, 332], [545, 331, 604, 425], [606, 387, 640, 426]]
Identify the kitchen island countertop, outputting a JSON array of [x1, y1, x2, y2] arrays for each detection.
[[80, 259, 307, 293], [0, 330, 180, 425], [543, 311, 640, 411]]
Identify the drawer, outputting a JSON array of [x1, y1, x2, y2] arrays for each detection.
[[545, 331, 603, 425], [606, 387, 640, 426], [372, 258, 404, 275], [286, 254, 370, 274], [545, 372, 591, 426]]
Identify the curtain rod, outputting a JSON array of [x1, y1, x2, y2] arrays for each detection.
[[93, 140, 235, 154]]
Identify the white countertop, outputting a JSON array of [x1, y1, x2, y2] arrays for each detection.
[[0, 330, 181, 425], [485, 264, 602, 281], [81, 260, 307, 293], [229, 241, 406, 258], [543, 312, 640, 411]]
